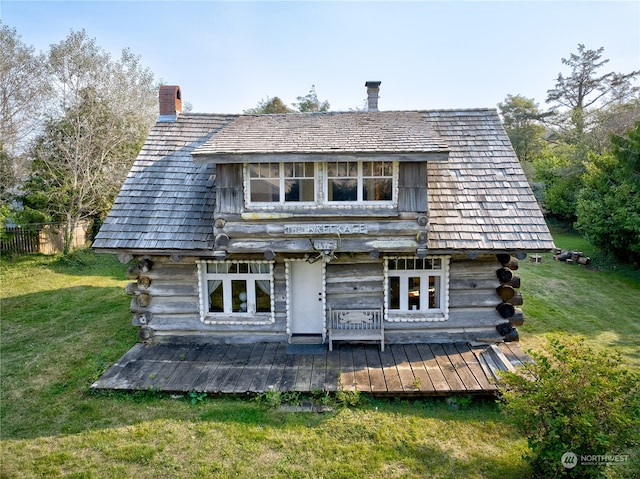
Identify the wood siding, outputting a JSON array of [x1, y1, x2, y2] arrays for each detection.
[[127, 253, 513, 345], [215, 163, 243, 214], [398, 162, 428, 213]]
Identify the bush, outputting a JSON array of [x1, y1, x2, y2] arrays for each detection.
[[498, 337, 640, 478]]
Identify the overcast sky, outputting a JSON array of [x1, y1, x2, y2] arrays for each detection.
[[3, 0, 639, 114]]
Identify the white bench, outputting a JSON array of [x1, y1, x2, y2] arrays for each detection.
[[328, 308, 384, 351]]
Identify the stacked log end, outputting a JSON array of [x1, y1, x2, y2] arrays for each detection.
[[124, 257, 154, 341], [553, 248, 590, 265], [495, 254, 524, 342]]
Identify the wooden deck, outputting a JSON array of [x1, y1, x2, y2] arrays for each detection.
[[91, 342, 530, 396]]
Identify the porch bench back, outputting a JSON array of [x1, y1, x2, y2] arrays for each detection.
[[328, 308, 384, 351]]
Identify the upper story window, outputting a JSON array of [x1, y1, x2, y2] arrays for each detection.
[[249, 162, 316, 204], [326, 161, 393, 203], [246, 160, 396, 207]]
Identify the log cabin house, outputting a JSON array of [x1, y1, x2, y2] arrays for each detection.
[[93, 83, 554, 349]]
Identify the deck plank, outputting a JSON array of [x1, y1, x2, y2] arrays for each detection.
[[403, 344, 435, 392], [442, 343, 483, 391], [234, 343, 267, 392], [292, 354, 314, 392], [94, 342, 517, 396], [220, 344, 255, 393], [278, 350, 300, 391], [364, 346, 387, 393], [379, 348, 402, 392], [416, 344, 451, 392], [195, 344, 229, 391], [324, 349, 341, 392], [390, 345, 417, 392], [454, 343, 494, 390], [205, 344, 243, 392], [249, 343, 279, 392], [351, 346, 372, 392], [309, 354, 327, 392], [430, 344, 465, 391], [264, 344, 288, 391], [338, 347, 356, 391]]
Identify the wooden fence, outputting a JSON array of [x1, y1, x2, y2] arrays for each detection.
[[1, 221, 91, 255]]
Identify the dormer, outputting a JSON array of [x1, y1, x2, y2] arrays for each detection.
[[192, 110, 449, 218]]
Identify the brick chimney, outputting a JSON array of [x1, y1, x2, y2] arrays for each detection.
[[158, 85, 182, 122], [365, 81, 381, 112]]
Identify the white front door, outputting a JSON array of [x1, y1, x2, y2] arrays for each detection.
[[289, 260, 324, 335]]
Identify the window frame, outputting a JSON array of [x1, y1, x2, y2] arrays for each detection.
[[246, 162, 317, 206], [325, 160, 394, 205], [384, 256, 449, 322], [197, 260, 275, 325], [244, 160, 398, 208]]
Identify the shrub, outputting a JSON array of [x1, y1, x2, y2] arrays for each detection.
[[498, 337, 639, 478]]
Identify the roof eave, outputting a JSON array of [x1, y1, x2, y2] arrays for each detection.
[[192, 150, 450, 164]]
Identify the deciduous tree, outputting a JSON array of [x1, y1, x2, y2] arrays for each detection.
[[0, 23, 51, 200], [22, 29, 156, 254]]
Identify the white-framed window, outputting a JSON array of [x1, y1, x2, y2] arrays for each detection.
[[245, 161, 396, 207], [326, 160, 393, 203], [197, 260, 275, 325], [384, 256, 449, 322], [248, 162, 316, 204]]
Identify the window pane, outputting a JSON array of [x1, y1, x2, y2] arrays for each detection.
[[429, 276, 440, 309], [285, 179, 315, 202], [249, 164, 261, 178], [328, 178, 357, 201], [389, 276, 400, 309], [255, 281, 271, 312], [408, 277, 421, 310], [283, 162, 294, 177], [232, 280, 248, 312], [363, 178, 392, 201], [208, 281, 224, 312], [251, 179, 279, 202]]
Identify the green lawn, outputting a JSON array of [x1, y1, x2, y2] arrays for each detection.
[[1, 234, 639, 478]]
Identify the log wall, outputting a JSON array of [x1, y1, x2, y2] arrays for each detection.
[[124, 252, 522, 344]]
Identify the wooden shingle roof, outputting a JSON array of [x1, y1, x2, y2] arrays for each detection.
[[93, 113, 236, 252], [192, 111, 450, 159], [423, 109, 553, 250], [94, 109, 553, 253]]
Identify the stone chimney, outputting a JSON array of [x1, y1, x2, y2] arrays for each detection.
[[365, 81, 381, 112], [158, 85, 182, 122]]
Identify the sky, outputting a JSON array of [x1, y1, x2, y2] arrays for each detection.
[[2, 0, 639, 114]]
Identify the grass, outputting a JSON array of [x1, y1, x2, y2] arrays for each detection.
[[517, 222, 640, 367], [1, 234, 639, 478]]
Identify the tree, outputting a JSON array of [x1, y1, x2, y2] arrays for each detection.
[[292, 85, 330, 112], [244, 85, 330, 114], [546, 44, 640, 145], [498, 94, 549, 163], [21, 29, 156, 254], [0, 23, 51, 201], [575, 123, 640, 265], [243, 96, 293, 114]]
